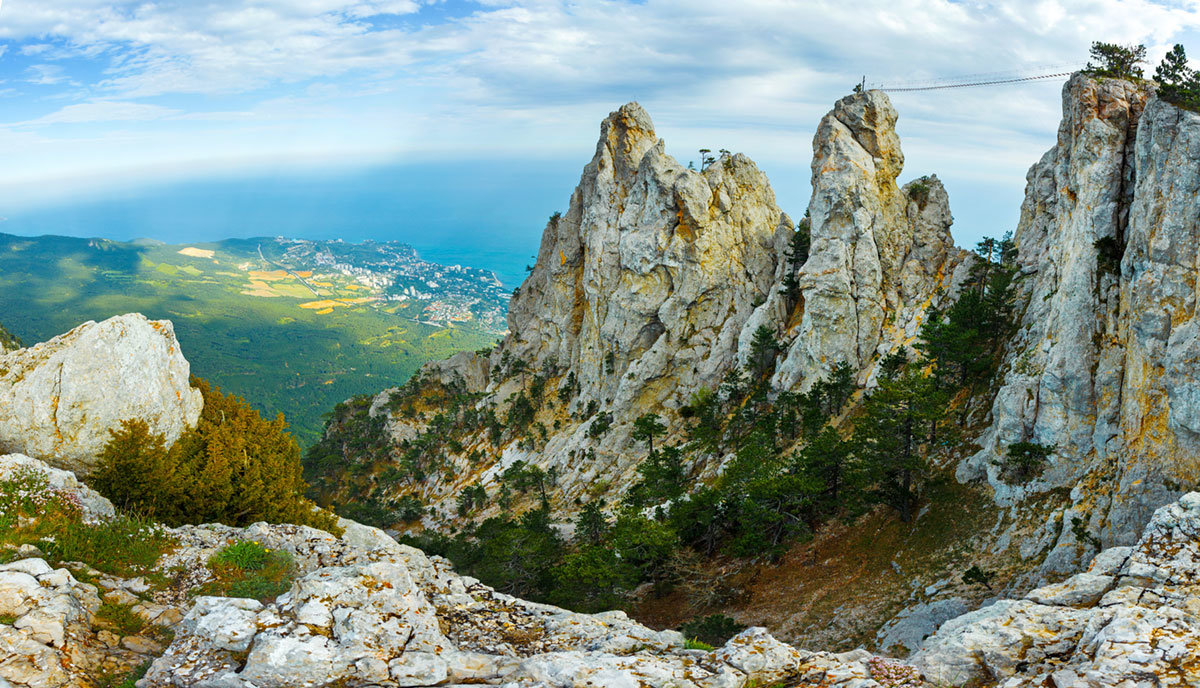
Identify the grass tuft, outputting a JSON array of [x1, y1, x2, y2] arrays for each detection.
[[197, 540, 295, 602], [96, 601, 147, 636]]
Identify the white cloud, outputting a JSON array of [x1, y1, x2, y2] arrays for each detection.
[[3, 0, 1200, 247], [12, 101, 181, 126], [25, 63, 69, 85]]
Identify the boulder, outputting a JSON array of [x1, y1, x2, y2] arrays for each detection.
[[0, 314, 203, 475], [912, 492, 1200, 686]]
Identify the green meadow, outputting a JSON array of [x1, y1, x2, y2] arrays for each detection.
[[0, 233, 501, 447]]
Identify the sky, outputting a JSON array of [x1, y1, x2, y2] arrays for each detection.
[[2, 0, 1200, 279]]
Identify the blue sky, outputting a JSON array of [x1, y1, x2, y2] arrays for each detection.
[[2, 0, 1200, 267]]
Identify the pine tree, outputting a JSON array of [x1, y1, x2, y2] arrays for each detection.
[[574, 502, 609, 545], [632, 413, 667, 457], [1085, 42, 1147, 80], [853, 364, 945, 522], [746, 325, 782, 379], [1155, 44, 1200, 109], [779, 217, 811, 311], [93, 378, 336, 531], [93, 419, 175, 517], [794, 425, 854, 515]]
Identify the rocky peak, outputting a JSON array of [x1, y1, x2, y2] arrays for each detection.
[[505, 101, 789, 415], [0, 313, 203, 475], [773, 90, 967, 391]]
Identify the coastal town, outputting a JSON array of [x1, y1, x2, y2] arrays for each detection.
[[269, 237, 509, 332]]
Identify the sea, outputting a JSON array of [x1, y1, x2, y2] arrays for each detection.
[[0, 159, 584, 289]]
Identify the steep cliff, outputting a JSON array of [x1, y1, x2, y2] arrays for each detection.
[[504, 102, 789, 429], [0, 313, 203, 475], [966, 74, 1200, 574], [311, 93, 964, 528]]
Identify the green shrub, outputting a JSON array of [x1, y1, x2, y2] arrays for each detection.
[[93, 377, 340, 533], [680, 614, 745, 647], [95, 661, 151, 688], [962, 564, 994, 590], [0, 467, 83, 545], [96, 600, 147, 636], [907, 177, 932, 208], [211, 540, 270, 570], [684, 637, 715, 651], [0, 467, 175, 577], [997, 442, 1054, 482]]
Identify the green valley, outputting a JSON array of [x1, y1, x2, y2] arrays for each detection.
[[0, 233, 507, 446]]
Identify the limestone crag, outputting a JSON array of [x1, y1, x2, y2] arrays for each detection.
[[772, 91, 969, 391], [504, 103, 789, 413], [350, 95, 966, 524], [359, 102, 793, 520], [0, 314, 202, 475], [966, 75, 1200, 568]]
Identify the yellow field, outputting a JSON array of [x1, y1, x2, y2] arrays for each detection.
[[299, 297, 376, 310], [178, 247, 215, 258], [248, 270, 291, 281]]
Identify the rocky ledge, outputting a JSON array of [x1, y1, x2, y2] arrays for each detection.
[[3, 452, 1200, 687]]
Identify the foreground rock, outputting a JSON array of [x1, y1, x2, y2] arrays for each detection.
[[913, 493, 1200, 685], [143, 520, 901, 688], [0, 313, 203, 475], [0, 557, 159, 688]]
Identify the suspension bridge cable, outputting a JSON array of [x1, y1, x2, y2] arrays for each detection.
[[878, 70, 1077, 92]]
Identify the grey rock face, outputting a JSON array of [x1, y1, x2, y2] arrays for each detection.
[[365, 103, 793, 520], [773, 90, 967, 392], [912, 492, 1200, 686], [967, 74, 1200, 564], [875, 597, 969, 656], [365, 96, 966, 525], [0, 314, 203, 475]]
